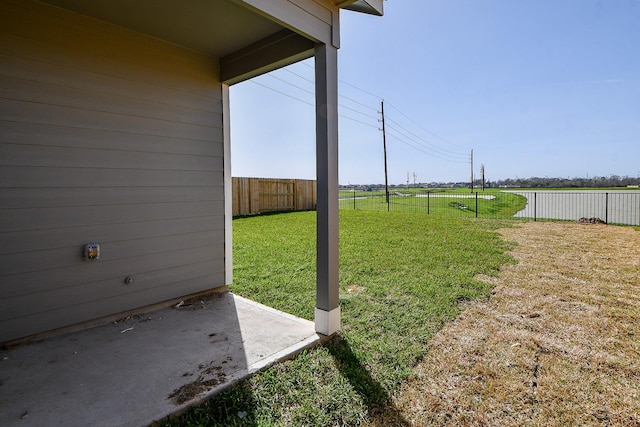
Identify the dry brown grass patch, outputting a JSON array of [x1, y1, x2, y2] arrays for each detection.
[[393, 222, 640, 426]]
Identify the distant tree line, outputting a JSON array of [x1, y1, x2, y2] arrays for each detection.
[[484, 175, 640, 188], [340, 175, 640, 190]]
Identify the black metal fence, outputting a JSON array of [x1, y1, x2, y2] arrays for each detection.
[[338, 190, 640, 226]]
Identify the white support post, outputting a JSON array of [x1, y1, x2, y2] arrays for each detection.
[[314, 42, 340, 336]]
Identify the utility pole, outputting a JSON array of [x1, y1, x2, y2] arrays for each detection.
[[381, 100, 389, 211], [470, 149, 474, 193], [480, 164, 485, 191]]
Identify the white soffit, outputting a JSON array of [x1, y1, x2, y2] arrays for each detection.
[[338, 0, 383, 16], [42, 0, 283, 57]]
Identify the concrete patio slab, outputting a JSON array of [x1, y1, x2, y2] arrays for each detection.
[[0, 293, 320, 427]]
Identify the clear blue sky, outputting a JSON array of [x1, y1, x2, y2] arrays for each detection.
[[229, 0, 640, 185]]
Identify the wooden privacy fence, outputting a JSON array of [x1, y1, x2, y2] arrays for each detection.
[[232, 177, 317, 216]]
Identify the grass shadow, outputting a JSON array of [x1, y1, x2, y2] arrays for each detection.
[[232, 209, 315, 219], [157, 380, 258, 427], [326, 334, 410, 427]]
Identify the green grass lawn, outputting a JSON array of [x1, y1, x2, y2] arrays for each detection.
[[160, 210, 515, 426]]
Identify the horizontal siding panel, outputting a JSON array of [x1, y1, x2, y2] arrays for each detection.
[[0, 201, 224, 232], [1, 3, 221, 91], [0, 215, 223, 255], [0, 142, 221, 171], [1, 255, 225, 320], [0, 33, 219, 98], [0, 273, 225, 343], [0, 186, 224, 209], [0, 99, 222, 141], [1, 229, 225, 294], [0, 54, 222, 114], [0, 166, 222, 188], [0, 121, 223, 157], [0, 0, 228, 342], [0, 74, 220, 128]]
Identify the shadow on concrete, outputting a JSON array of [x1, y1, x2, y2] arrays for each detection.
[[0, 293, 318, 427], [326, 335, 410, 427]]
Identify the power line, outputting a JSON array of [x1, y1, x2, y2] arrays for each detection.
[[384, 116, 468, 159], [339, 103, 379, 121], [339, 79, 382, 100], [267, 70, 380, 122], [250, 66, 472, 178], [300, 60, 382, 101], [255, 65, 473, 152], [381, 100, 390, 207], [279, 67, 380, 114], [283, 67, 314, 84], [267, 73, 314, 96], [248, 80, 314, 107], [385, 115, 467, 156], [249, 79, 378, 129], [338, 93, 379, 112], [385, 130, 468, 164], [385, 102, 470, 150], [341, 114, 379, 129], [298, 60, 469, 152]]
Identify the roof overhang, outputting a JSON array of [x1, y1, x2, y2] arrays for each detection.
[[336, 0, 383, 16], [41, 0, 286, 58], [41, 0, 382, 85]]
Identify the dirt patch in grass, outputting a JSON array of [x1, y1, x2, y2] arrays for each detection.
[[345, 284, 366, 295], [392, 222, 640, 426], [168, 362, 226, 405]]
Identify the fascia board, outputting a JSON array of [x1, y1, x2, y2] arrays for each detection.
[[337, 0, 383, 16]]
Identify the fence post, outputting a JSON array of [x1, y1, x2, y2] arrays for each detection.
[[605, 192, 609, 224], [427, 192, 430, 215], [534, 192, 537, 222], [353, 190, 356, 210], [475, 192, 478, 218]]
